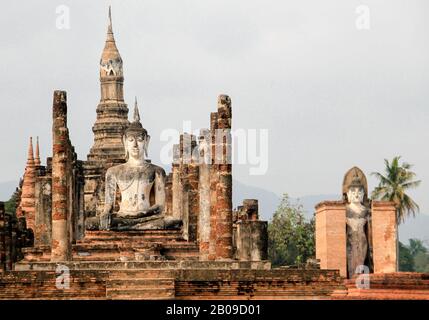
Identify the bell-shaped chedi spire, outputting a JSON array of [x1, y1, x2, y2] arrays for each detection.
[[17, 136, 37, 230], [100, 6, 123, 77], [88, 5, 129, 163], [34, 136, 41, 166]]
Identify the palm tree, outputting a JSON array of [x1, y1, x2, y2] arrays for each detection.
[[371, 156, 421, 223], [371, 156, 421, 271]]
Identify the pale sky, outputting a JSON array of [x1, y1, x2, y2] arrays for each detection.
[[1, 1, 429, 215]]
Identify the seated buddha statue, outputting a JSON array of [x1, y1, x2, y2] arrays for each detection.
[[96, 100, 182, 231]]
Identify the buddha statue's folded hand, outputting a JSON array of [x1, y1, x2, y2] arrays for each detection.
[[115, 204, 163, 220]]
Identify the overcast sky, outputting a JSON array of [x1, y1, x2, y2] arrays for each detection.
[[1, 1, 429, 215]]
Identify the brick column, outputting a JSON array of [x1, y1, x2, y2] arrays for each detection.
[[165, 172, 173, 215], [179, 134, 191, 240], [214, 95, 233, 260], [187, 137, 199, 242], [208, 112, 218, 260], [172, 144, 182, 220], [0, 202, 5, 272], [51, 90, 71, 262], [235, 199, 268, 261], [198, 129, 211, 260], [315, 201, 347, 277], [371, 201, 397, 273], [34, 175, 52, 246]]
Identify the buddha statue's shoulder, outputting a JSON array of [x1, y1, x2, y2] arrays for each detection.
[[151, 163, 166, 177], [105, 163, 128, 176]]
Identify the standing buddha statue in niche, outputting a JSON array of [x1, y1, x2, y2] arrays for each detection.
[[343, 167, 373, 278], [98, 99, 182, 231]]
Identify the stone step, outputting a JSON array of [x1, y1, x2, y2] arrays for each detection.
[[108, 269, 175, 279], [107, 278, 174, 289], [14, 260, 272, 271], [106, 288, 175, 300], [22, 242, 200, 262]]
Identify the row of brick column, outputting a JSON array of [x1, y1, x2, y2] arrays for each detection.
[[170, 95, 234, 261]]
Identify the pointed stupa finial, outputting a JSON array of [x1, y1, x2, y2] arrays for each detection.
[[108, 5, 112, 32], [34, 136, 41, 166], [27, 136, 35, 166], [134, 97, 141, 123], [100, 6, 122, 77]]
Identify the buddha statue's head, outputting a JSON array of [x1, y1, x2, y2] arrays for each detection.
[[342, 166, 369, 206], [347, 174, 365, 205], [123, 98, 150, 161]]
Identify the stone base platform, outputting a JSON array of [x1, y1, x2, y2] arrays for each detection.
[[22, 230, 199, 262], [0, 261, 343, 300], [333, 272, 429, 300], [2, 261, 428, 299]]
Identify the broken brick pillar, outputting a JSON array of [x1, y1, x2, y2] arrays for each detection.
[[371, 201, 398, 273], [243, 199, 259, 221], [34, 169, 52, 247], [51, 90, 72, 262], [179, 135, 189, 240], [179, 133, 199, 241], [172, 144, 182, 220], [187, 137, 199, 242], [208, 112, 219, 260], [214, 95, 233, 260], [198, 129, 211, 260], [165, 172, 173, 215], [315, 201, 347, 277], [0, 202, 5, 272], [235, 200, 268, 261]]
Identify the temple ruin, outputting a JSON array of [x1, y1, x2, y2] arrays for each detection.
[[1, 8, 428, 300]]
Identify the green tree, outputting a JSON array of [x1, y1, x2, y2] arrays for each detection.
[[407, 238, 429, 272], [268, 193, 315, 267], [398, 241, 415, 271], [414, 251, 429, 272], [408, 238, 427, 257], [371, 156, 421, 223], [4, 189, 18, 215]]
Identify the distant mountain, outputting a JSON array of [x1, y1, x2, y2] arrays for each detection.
[[233, 179, 280, 221], [1, 179, 427, 243], [233, 182, 428, 243]]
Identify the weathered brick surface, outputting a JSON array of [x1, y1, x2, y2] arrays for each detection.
[[315, 201, 347, 277], [0, 261, 349, 300], [372, 201, 397, 273], [335, 272, 429, 300]]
